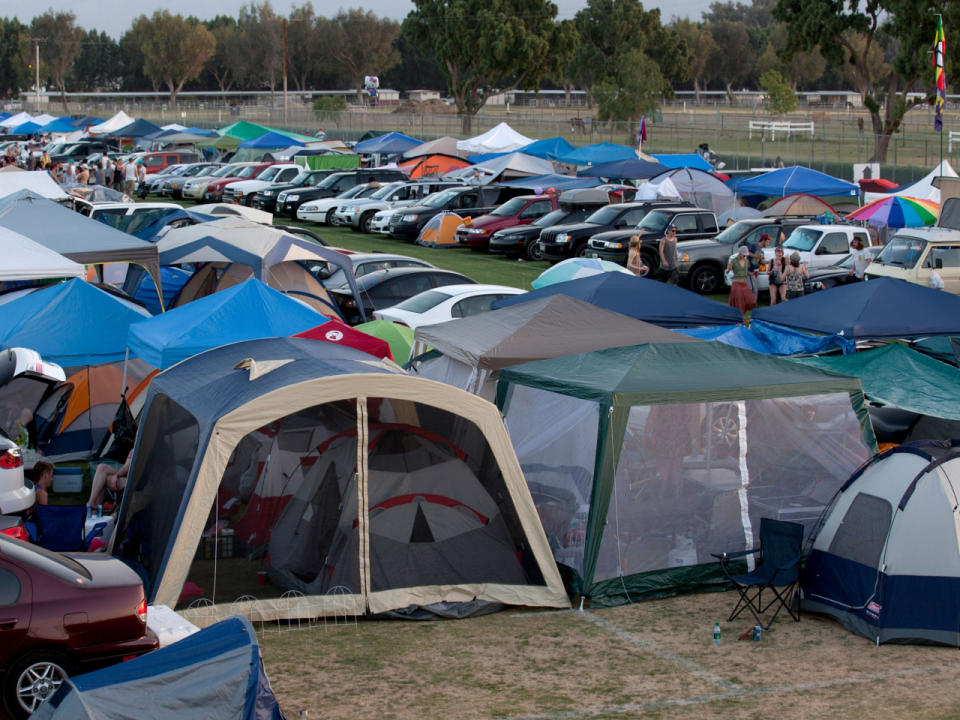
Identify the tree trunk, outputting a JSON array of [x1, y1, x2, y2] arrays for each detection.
[[58, 82, 70, 115], [871, 131, 892, 163], [725, 83, 736, 106], [693, 78, 701, 105], [460, 112, 472, 135], [167, 80, 178, 107]]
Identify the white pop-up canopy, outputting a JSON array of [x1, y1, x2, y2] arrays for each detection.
[[87, 111, 134, 135], [0, 225, 84, 281], [456, 122, 534, 155]]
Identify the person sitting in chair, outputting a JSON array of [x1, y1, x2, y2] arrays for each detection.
[[87, 450, 132, 509], [33, 460, 54, 506]]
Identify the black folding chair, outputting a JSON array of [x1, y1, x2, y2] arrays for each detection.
[[713, 517, 804, 630]]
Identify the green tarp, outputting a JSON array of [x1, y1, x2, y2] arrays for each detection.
[[213, 120, 318, 144], [795, 343, 960, 421], [295, 154, 360, 170]]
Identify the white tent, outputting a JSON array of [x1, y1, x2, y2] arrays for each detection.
[[456, 122, 534, 155], [442, 152, 553, 185], [0, 112, 35, 129], [0, 171, 69, 201], [864, 160, 959, 204], [87, 111, 134, 135], [0, 226, 84, 281], [31, 114, 57, 126]]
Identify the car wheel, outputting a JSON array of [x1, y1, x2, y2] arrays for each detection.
[[642, 249, 659, 276], [689, 265, 721, 295], [524, 239, 544, 262], [359, 212, 375, 233], [575, 244, 593, 258], [4, 650, 76, 719], [701, 404, 740, 460], [325, 208, 336, 225]]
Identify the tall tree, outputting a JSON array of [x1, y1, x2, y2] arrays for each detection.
[[708, 20, 755, 102], [131, 10, 216, 105], [379, 25, 447, 92], [204, 16, 247, 94], [754, 24, 824, 90], [286, 3, 318, 92], [0, 18, 30, 99], [774, 0, 946, 161], [70, 30, 123, 92], [237, 2, 283, 92], [404, 0, 574, 133], [328, 9, 400, 102], [672, 19, 718, 102], [31, 11, 82, 113]]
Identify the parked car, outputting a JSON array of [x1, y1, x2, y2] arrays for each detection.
[[328, 267, 476, 325], [865, 227, 960, 293], [387, 186, 526, 241], [310, 252, 436, 288], [274, 168, 407, 218], [805, 247, 883, 293], [75, 201, 182, 236], [454, 194, 559, 251], [374, 284, 525, 329], [139, 150, 200, 175], [0, 431, 30, 515], [674, 216, 819, 295], [221, 163, 301, 205], [755, 224, 875, 291], [251, 169, 335, 213], [181, 163, 249, 201], [296, 183, 384, 225], [0, 534, 159, 718], [587, 205, 716, 271], [203, 163, 276, 203], [539, 200, 685, 263], [136, 164, 190, 198], [165, 164, 224, 199], [332, 181, 459, 233], [49, 140, 118, 166]]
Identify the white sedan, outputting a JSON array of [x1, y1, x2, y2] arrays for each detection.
[[373, 284, 526, 329], [296, 184, 380, 225]]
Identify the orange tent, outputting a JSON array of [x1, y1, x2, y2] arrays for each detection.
[[399, 154, 470, 179]]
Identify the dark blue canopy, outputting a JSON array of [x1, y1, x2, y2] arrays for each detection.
[[751, 277, 960, 340], [678, 320, 854, 355], [577, 157, 666, 180], [501, 173, 601, 191], [238, 131, 305, 149], [39, 117, 76, 134], [491, 274, 743, 328], [555, 142, 638, 166], [103, 118, 163, 138], [71, 115, 102, 128], [736, 166, 859, 198], [652, 153, 715, 171], [354, 131, 421, 155]]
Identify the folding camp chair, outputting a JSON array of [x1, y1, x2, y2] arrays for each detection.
[[27, 505, 107, 553], [713, 517, 804, 630]]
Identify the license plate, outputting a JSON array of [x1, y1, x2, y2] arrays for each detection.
[[589, 252, 600, 258]]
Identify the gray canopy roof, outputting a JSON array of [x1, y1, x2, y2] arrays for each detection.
[[414, 294, 699, 371], [0, 190, 161, 302]]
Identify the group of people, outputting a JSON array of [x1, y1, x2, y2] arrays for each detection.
[[54, 154, 144, 194], [625, 226, 682, 282]]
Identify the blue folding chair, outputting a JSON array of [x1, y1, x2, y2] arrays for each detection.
[[713, 517, 804, 630], [27, 505, 107, 553]]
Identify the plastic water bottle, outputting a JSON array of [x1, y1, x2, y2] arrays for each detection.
[[712, 621, 722, 646]]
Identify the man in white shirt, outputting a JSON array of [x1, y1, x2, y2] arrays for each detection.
[[123, 160, 138, 197], [848, 237, 871, 280]]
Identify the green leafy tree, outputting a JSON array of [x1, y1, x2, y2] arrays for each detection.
[[672, 19, 718, 102], [70, 30, 123, 92], [404, 0, 574, 133], [286, 3, 319, 92], [773, 0, 946, 161], [31, 11, 82, 113], [380, 31, 447, 92], [203, 16, 247, 94], [759, 68, 797, 114], [754, 23, 825, 90], [238, 2, 283, 92], [0, 18, 31, 99], [708, 20, 755, 102], [131, 11, 216, 105], [328, 9, 401, 102]]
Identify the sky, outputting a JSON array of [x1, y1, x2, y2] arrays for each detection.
[[8, 0, 713, 39]]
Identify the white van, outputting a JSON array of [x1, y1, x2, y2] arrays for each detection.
[[865, 227, 960, 294]]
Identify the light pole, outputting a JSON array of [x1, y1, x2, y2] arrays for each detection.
[[282, 18, 288, 125], [33, 38, 40, 112]]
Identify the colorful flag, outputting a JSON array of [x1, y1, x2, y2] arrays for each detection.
[[934, 15, 946, 132]]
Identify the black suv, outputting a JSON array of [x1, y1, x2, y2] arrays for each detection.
[[588, 205, 717, 270], [49, 140, 119, 165], [539, 200, 689, 262], [274, 168, 406, 218], [675, 216, 819, 294], [252, 169, 334, 213], [387, 185, 526, 241]]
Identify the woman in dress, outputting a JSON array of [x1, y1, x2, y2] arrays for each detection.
[[784, 252, 809, 300], [727, 246, 757, 313], [769, 245, 787, 305], [627, 236, 649, 276]]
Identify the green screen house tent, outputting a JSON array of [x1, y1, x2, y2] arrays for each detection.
[[496, 342, 876, 605]]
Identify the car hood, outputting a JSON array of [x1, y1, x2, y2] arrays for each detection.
[[548, 222, 603, 235], [493, 224, 540, 238], [590, 228, 637, 242]]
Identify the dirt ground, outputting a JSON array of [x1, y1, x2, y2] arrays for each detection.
[[258, 590, 960, 719]]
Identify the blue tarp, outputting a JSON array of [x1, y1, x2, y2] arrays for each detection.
[[39, 117, 77, 134], [354, 131, 422, 155], [751, 277, 960, 340], [577, 158, 666, 180], [32, 616, 286, 720], [0, 279, 150, 366], [127, 278, 327, 369], [469, 137, 577, 164], [501, 173, 602, 191], [555, 142, 638, 166], [678, 320, 855, 355], [651, 153, 715, 172], [130, 208, 219, 241], [71, 115, 102, 128], [103, 118, 163, 138], [490, 274, 743, 328], [134, 266, 191, 315], [736, 166, 860, 198], [12, 121, 41, 134], [239, 131, 306, 149]]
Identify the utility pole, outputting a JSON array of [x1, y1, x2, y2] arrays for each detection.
[[33, 39, 40, 112], [282, 18, 289, 125]]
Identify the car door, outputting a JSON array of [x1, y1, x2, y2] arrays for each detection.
[[671, 213, 700, 240], [812, 231, 850, 268], [924, 244, 960, 293], [0, 560, 32, 670], [275, 168, 300, 183], [457, 192, 479, 212], [518, 200, 553, 224]]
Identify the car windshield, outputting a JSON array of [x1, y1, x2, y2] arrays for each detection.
[[637, 210, 670, 233], [316, 173, 347, 190], [60, 144, 84, 154], [875, 234, 926, 268], [585, 206, 625, 225], [257, 166, 283, 181], [393, 289, 454, 313], [181, 165, 204, 177], [424, 189, 460, 207], [713, 222, 753, 244], [370, 183, 403, 200], [782, 227, 823, 252], [212, 165, 240, 177], [196, 165, 220, 177], [534, 208, 571, 227], [337, 184, 370, 199], [490, 197, 530, 217]]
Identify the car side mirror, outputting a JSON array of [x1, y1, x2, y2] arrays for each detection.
[[815, 245, 829, 255]]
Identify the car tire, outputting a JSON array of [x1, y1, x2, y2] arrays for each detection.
[[325, 208, 336, 226], [642, 249, 659, 276], [700, 404, 740, 460], [359, 212, 375, 233], [689, 265, 721, 295], [4, 650, 76, 719], [524, 239, 544, 262], [575, 244, 592, 258]]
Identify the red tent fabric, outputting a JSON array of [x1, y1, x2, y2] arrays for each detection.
[[294, 319, 393, 360]]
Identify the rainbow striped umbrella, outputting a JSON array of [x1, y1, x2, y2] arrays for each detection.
[[845, 195, 940, 228]]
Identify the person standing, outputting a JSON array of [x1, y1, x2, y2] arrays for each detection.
[[123, 159, 137, 196], [784, 252, 809, 300], [727, 246, 757, 313], [659, 226, 680, 285], [95, 155, 107, 186], [848, 237, 870, 281], [33, 460, 55, 506], [39, 150, 51, 170], [136, 160, 146, 187], [113, 159, 125, 190], [627, 236, 649, 276], [768, 246, 787, 305], [76, 163, 90, 185]]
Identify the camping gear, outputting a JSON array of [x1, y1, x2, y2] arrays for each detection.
[[651, 154, 715, 171], [354, 320, 414, 364], [863, 160, 958, 204], [294, 319, 393, 361], [496, 342, 875, 605], [399, 154, 470, 179], [801, 441, 960, 646], [442, 153, 554, 185], [31, 616, 287, 720], [111, 338, 568, 622], [556, 142, 638, 167], [28, 505, 107, 553], [415, 212, 465, 248], [576, 158, 666, 180], [354, 131, 422, 156], [844, 195, 939, 228], [648, 167, 736, 217], [403, 136, 464, 159], [679, 320, 854, 356], [0, 226, 84, 282], [456, 122, 533, 154], [102, 118, 163, 138], [531, 257, 633, 289], [714, 517, 804, 629], [761, 193, 838, 217]]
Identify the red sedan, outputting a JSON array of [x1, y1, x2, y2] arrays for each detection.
[[0, 535, 158, 718]]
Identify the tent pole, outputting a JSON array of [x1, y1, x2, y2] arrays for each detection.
[[121, 348, 129, 395]]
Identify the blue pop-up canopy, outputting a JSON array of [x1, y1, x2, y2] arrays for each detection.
[[127, 278, 327, 369], [577, 157, 666, 180], [0, 279, 151, 366], [103, 118, 163, 138], [678, 320, 854, 355], [752, 277, 960, 340], [491, 273, 743, 328], [38, 117, 76, 134], [12, 121, 41, 134], [354, 131, 421, 155], [469, 137, 577, 164], [238, 131, 306, 149], [736, 166, 860, 198], [555, 141, 638, 166], [651, 153, 715, 171]]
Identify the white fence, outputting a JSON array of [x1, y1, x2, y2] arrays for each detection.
[[949, 131, 960, 153], [748, 121, 815, 140]]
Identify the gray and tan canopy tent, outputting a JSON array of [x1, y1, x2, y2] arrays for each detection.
[[110, 338, 568, 623], [411, 295, 699, 400], [495, 342, 876, 605], [0, 190, 163, 305]]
